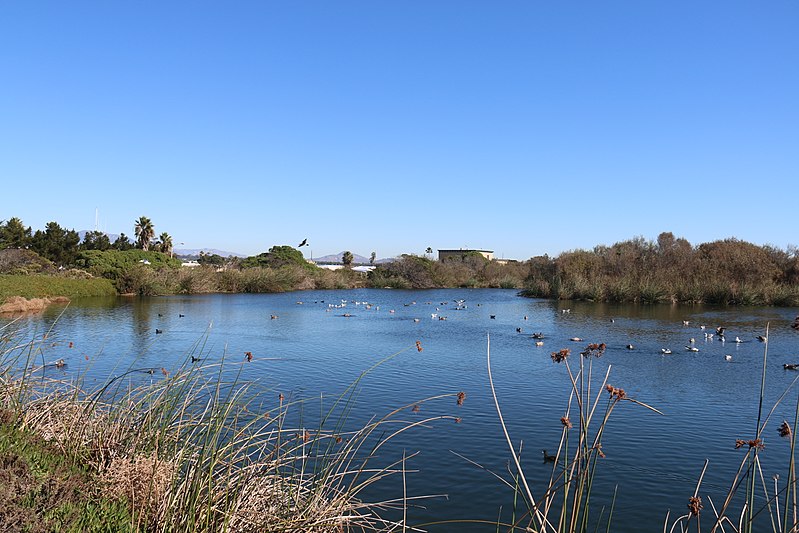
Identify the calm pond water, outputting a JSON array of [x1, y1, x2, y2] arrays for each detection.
[[4, 289, 799, 531]]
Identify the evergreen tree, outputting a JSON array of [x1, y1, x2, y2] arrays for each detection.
[[0, 217, 32, 249], [30, 221, 80, 265], [113, 233, 133, 251], [80, 230, 111, 251]]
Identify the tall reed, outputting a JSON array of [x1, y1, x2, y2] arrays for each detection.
[[486, 335, 662, 532], [665, 325, 799, 533], [0, 322, 455, 532]]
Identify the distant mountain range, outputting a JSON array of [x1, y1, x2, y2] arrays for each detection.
[[174, 248, 245, 258], [77, 230, 120, 242], [311, 252, 394, 265]]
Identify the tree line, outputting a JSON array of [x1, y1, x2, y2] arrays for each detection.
[[0, 216, 174, 265], [3, 218, 798, 305]]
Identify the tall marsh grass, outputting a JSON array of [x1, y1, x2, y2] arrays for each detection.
[[0, 321, 454, 532]]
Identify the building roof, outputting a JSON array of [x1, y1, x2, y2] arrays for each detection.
[[437, 249, 494, 253]]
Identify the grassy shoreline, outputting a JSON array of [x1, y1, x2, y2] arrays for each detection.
[[0, 325, 456, 532], [0, 275, 116, 309], [3, 261, 799, 309]]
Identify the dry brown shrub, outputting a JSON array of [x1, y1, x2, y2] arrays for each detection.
[[20, 397, 131, 470], [227, 472, 355, 532], [0, 296, 69, 314], [295, 275, 316, 290], [99, 454, 174, 522]]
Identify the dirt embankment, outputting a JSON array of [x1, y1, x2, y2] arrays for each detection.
[[0, 296, 70, 314]]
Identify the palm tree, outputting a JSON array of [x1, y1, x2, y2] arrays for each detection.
[[158, 232, 173, 256], [342, 251, 354, 268], [425, 246, 433, 258], [370, 251, 376, 265], [134, 216, 155, 251]]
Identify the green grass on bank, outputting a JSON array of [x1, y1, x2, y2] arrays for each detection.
[[0, 275, 117, 303], [0, 417, 134, 532]]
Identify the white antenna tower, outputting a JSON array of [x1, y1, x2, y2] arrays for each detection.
[[94, 208, 99, 232]]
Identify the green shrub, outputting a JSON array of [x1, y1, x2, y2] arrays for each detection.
[[638, 282, 668, 304], [769, 285, 799, 306], [240, 246, 317, 272], [75, 250, 181, 281]]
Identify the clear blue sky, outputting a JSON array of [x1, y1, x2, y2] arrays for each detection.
[[1, 2, 796, 260]]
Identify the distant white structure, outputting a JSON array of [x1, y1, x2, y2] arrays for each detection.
[[181, 260, 200, 268], [317, 264, 375, 273]]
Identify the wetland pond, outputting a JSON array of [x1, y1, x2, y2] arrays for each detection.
[[5, 289, 799, 531]]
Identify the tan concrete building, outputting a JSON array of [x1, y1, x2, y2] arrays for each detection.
[[438, 249, 494, 261]]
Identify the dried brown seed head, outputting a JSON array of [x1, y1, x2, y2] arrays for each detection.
[[457, 391, 466, 406], [688, 496, 703, 517], [551, 348, 571, 363]]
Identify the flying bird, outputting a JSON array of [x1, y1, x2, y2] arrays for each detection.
[[298, 238, 309, 247]]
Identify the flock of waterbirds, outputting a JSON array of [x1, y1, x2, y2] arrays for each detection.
[[166, 301, 799, 368], [283, 299, 799, 368], [30, 298, 799, 376]]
